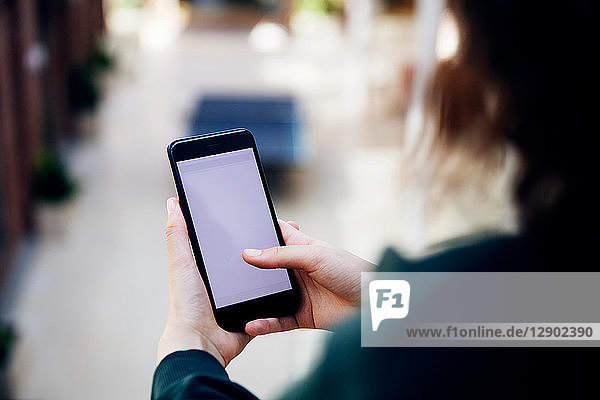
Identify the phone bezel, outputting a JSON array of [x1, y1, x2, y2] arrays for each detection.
[[167, 128, 300, 331]]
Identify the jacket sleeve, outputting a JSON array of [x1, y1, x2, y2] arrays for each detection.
[[151, 350, 259, 400]]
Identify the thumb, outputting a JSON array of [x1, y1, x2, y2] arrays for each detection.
[[165, 198, 194, 268], [242, 245, 323, 273]]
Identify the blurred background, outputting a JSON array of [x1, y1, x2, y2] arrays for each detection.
[[0, 0, 516, 398]]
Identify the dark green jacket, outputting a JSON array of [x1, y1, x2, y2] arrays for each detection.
[[152, 235, 596, 399]]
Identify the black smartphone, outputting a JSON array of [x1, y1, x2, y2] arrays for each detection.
[[167, 128, 300, 331]]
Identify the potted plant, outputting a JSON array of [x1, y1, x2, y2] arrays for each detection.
[[32, 147, 77, 236]]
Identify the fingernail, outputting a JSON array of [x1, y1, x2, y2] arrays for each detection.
[[243, 248, 262, 257], [167, 198, 176, 213]]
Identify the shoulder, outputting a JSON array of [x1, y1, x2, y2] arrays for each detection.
[[379, 234, 528, 272]]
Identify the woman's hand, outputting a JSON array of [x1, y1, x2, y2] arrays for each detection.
[[243, 221, 374, 336], [157, 198, 252, 367]]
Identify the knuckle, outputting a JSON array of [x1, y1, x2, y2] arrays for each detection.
[[271, 246, 280, 258], [307, 246, 327, 270], [265, 246, 280, 264], [165, 224, 185, 241]]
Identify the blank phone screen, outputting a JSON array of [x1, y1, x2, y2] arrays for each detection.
[[177, 148, 292, 308]]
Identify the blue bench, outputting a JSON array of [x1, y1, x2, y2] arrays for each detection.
[[188, 94, 305, 167]]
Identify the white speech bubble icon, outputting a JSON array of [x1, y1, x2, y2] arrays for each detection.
[[369, 280, 411, 331]]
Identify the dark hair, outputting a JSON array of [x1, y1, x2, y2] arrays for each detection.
[[429, 0, 598, 239]]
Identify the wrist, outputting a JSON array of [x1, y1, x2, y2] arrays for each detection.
[[157, 325, 226, 367]]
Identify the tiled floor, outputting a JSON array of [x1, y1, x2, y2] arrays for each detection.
[[3, 12, 515, 400]]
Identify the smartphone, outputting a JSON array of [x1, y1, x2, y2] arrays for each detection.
[[167, 128, 300, 331]]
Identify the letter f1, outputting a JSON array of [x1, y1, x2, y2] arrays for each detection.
[[369, 280, 411, 331], [376, 289, 392, 308]]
